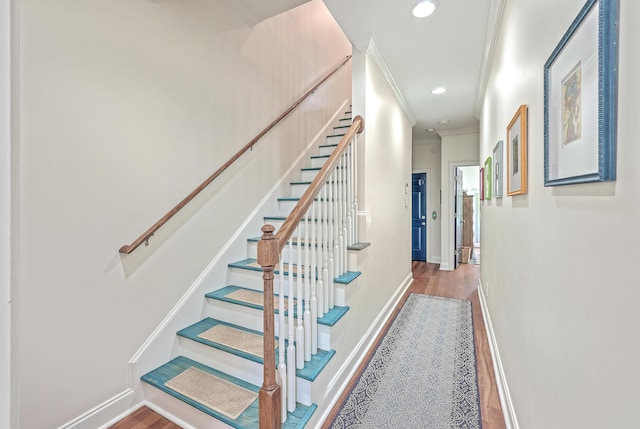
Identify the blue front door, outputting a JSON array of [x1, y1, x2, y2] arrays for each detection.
[[412, 173, 427, 261]]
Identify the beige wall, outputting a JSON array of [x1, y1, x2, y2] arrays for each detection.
[[14, 0, 351, 427], [480, 0, 640, 427]]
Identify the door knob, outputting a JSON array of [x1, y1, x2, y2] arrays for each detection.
[[421, 215, 426, 219], [421, 222, 426, 226]]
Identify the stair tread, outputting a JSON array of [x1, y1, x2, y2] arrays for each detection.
[[228, 258, 361, 284], [310, 155, 330, 159], [142, 356, 317, 429], [178, 318, 273, 364], [207, 285, 350, 327], [206, 285, 294, 315], [319, 143, 337, 148]]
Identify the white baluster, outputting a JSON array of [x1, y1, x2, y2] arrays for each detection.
[[332, 169, 340, 282], [327, 172, 335, 310], [353, 133, 359, 244], [303, 213, 311, 362], [322, 184, 330, 314], [310, 203, 318, 355], [341, 153, 348, 275], [286, 240, 296, 411], [338, 155, 345, 276], [278, 259, 287, 423], [316, 197, 324, 318], [295, 224, 304, 369], [346, 143, 353, 246]]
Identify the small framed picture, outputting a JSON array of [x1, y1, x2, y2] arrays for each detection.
[[493, 140, 504, 198], [484, 157, 492, 200], [543, 0, 618, 186], [507, 105, 528, 196], [480, 168, 485, 201]]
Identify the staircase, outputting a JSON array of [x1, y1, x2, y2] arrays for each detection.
[[140, 109, 366, 428]]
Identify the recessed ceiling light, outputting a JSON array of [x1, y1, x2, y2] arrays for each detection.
[[439, 119, 450, 124], [412, 0, 439, 18], [431, 87, 446, 95], [427, 128, 435, 132]]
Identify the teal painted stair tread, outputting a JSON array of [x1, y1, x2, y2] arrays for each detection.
[[206, 285, 293, 315], [177, 318, 276, 364], [333, 125, 351, 130], [310, 155, 330, 160], [141, 356, 317, 429], [206, 285, 350, 327], [318, 144, 337, 149], [228, 258, 361, 284], [326, 133, 346, 138]]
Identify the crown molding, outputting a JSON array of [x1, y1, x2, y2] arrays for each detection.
[[474, 0, 507, 117], [354, 35, 417, 126], [437, 126, 480, 138]]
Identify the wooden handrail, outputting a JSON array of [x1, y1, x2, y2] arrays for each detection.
[[257, 115, 364, 429], [119, 55, 353, 254]]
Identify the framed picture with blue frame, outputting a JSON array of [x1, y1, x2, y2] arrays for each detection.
[[543, 0, 619, 186]]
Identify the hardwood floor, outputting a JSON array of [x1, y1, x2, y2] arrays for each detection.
[[108, 406, 181, 429], [111, 262, 505, 429]]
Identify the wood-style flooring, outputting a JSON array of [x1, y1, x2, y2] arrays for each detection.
[[110, 262, 506, 429]]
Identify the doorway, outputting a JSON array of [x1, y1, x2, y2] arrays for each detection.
[[411, 173, 427, 261], [457, 166, 481, 266]]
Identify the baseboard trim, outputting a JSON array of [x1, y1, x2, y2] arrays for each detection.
[[477, 281, 519, 429], [314, 271, 413, 428], [57, 389, 135, 429]]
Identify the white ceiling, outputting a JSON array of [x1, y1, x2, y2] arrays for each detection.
[[229, 0, 503, 141], [324, 0, 499, 141]]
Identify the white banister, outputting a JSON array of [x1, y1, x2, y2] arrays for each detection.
[[277, 259, 287, 422], [286, 240, 296, 412], [295, 225, 304, 370]]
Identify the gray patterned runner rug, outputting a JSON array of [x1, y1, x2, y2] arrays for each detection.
[[329, 293, 481, 428]]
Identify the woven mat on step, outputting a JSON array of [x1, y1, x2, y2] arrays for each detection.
[[198, 324, 272, 358], [226, 288, 289, 311], [164, 366, 257, 420]]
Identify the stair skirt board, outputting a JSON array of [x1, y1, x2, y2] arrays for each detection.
[[142, 356, 317, 429]]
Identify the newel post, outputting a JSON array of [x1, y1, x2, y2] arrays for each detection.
[[257, 224, 282, 429]]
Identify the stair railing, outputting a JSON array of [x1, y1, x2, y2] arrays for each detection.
[[118, 55, 352, 255], [257, 115, 364, 428]]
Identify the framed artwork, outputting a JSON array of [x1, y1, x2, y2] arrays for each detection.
[[484, 157, 492, 200], [493, 140, 504, 198], [507, 105, 528, 196], [543, 0, 618, 186], [480, 168, 485, 201]]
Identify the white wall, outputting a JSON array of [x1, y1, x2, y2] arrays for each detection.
[[480, 1, 640, 428], [0, 0, 12, 426], [412, 140, 442, 262], [439, 132, 479, 270], [15, 0, 351, 427]]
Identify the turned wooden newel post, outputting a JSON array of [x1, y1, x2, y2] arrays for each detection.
[[257, 224, 282, 429]]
